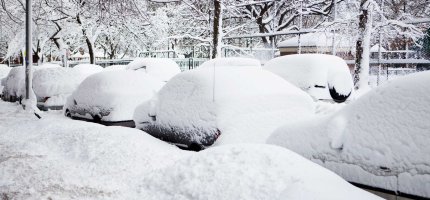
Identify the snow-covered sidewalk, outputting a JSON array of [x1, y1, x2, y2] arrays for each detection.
[[0, 101, 379, 199]]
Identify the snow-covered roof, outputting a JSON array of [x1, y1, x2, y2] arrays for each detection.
[[126, 58, 181, 82], [278, 32, 354, 48]]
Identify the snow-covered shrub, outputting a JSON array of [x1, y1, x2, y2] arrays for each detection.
[[264, 54, 353, 103], [126, 58, 181, 82], [134, 67, 314, 149], [64, 70, 163, 122], [267, 71, 430, 198]]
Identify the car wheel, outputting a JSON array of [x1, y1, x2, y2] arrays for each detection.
[[188, 143, 204, 152], [329, 85, 351, 103], [93, 115, 102, 123], [65, 109, 72, 118]]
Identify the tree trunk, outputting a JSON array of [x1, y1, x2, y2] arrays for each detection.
[[353, 0, 372, 90], [77, 14, 95, 64], [212, 0, 222, 59]]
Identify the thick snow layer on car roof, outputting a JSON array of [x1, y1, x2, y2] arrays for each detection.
[[68, 70, 163, 121], [103, 65, 127, 71], [134, 67, 314, 145], [267, 71, 430, 198], [33, 67, 81, 99], [126, 58, 181, 82], [199, 57, 261, 69], [139, 144, 380, 200], [264, 54, 353, 99], [0, 102, 378, 199]]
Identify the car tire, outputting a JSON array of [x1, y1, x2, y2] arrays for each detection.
[[188, 143, 203, 152], [329, 85, 351, 103], [65, 109, 72, 118]]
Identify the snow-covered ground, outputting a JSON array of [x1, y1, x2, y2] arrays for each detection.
[[0, 101, 379, 199]]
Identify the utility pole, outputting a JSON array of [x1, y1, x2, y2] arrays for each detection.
[[25, 0, 33, 107], [331, 0, 337, 55], [298, 0, 303, 54]]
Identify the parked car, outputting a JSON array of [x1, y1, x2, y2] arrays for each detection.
[[33, 67, 83, 111], [199, 57, 261, 69], [0, 64, 12, 98], [267, 71, 430, 199], [64, 70, 163, 127], [1, 64, 61, 103], [126, 58, 181, 82], [133, 67, 314, 150], [263, 54, 353, 103]]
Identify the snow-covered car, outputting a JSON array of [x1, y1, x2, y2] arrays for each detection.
[[0, 64, 12, 97], [126, 58, 181, 82], [264, 54, 353, 103], [133, 67, 314, 150], [103, 65, 127, 71], [72, 63, 103, 78], [33, 67, 83, 111], [64, 70, 163, 127], [1, 64, 61, 102], [198, 57, 261, 69], [267, 71, 430, 198]]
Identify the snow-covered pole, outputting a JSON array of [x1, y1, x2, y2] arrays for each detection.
[[25, 0, 33, 104], [331, 0, 337, 55], [377, 0, 384, 86], [298, 0, 303, 54]]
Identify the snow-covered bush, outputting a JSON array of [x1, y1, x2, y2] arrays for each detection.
[[267, 71, 430, 198], [199, 57, 261, 69], [64, 70, 164, 122], [126, 58, 181, 82], [264, 54, 353, 103], [134, 67, 314, 149]]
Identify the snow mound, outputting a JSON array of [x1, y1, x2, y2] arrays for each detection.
[[134, 67, 314, 147], [0, 101, 185, 199], [126, 58, 181, 82], [32, 67, 81, 100], [72, 64, 103, 81], [139, 144, 380, 200], [66, 70, 164, 121], [268, 71, 430, 198], [199, 57, 261, 69], [264, 54, 353, 102]]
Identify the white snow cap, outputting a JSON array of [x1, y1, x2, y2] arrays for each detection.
[[264, 54, 353, 100], [126, 58, 181, 82], [140, 144, 381, 200], [268, 71, 430, 198], [134, 67, 314, 145], [199, 57, 261, 69], [68, 70, 164, 121]]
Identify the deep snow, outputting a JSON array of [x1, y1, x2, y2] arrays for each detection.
[[126, 58, 181, 82], [268, 71, 430, 198], [0, 101, 379, 199]]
